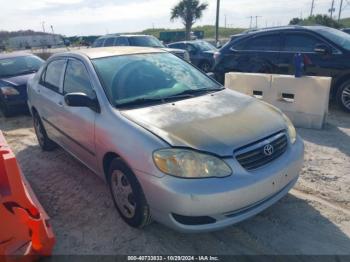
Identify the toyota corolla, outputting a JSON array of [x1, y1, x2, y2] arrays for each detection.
[[27, 47, 304, 232]]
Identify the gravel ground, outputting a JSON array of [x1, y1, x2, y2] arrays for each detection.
[[0, 107, 349, 255]]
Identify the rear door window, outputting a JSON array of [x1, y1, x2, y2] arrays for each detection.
[[93, 38, 104, 47], [41, 59, 66, 93], [234, 34, 281, 51], [104, 37, 116, 47], [115, 37, 129, 46]]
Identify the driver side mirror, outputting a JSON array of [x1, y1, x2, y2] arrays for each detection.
[[64, 92, 100, 113], [314, 44, 331, 55]]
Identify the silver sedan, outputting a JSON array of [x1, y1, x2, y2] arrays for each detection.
[[27, 47, 304, 232]]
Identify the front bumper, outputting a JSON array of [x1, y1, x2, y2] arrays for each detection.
[[137, 136, 304, 233], [0, 92, 28, 111]]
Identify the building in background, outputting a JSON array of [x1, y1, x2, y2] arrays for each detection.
[[7, 34, 64, 50]]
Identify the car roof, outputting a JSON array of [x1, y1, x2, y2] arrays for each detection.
[[237, 25, 330, 37], [57, 46, 166, 59], [98, 34, 151, 39], [0, 52, 34, 60], [169, 40, 206, 45]]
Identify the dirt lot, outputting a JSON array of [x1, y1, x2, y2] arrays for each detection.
[[0, 107, 349, 255]]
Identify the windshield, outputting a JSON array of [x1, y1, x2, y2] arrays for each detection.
[[128, 36, 164, 48], [92, 53, 222, 108], [0, 56, 44, 78], [195, 41, 217, 51], [317, 27, 350, 51]]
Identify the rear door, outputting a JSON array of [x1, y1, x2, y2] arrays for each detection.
[[279, 31, 336, 76], [36, 59, 67, 145], [223, 33, 282, 74], [60, 58, 98, 171]]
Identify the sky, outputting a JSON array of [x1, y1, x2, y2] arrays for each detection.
[[1, 0, 350, 36]]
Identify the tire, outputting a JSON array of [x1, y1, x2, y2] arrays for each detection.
[[200, 61, 211, 73], [336, 80, 350, 113], [107, 158, 151, 228], [33, 112, 57, 151]]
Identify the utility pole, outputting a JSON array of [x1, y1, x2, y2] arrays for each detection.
[[41, 21, 46, 33], [310, 0, 315, 16], [224, 14, 227, 28], [338, 0, 344, 21], [329, 0, 335, 18], [248, 16, 253, 29], [215, 0, 220, 45], [255, 16, 262, 29]]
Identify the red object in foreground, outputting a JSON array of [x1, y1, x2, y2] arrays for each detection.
[[0, 131, 55, 260]]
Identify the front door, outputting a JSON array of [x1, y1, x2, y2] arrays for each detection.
[[60, 59, 98, 172], [279, 31, 337, 77]]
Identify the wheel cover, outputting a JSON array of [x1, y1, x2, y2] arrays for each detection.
[[342, 86, 350, 110], [202, 63, 210, 72], [34, 117, 45, 145], [111, 170, 136, 218]]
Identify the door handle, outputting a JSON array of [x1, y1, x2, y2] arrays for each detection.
[[58, 101, 63, 106]]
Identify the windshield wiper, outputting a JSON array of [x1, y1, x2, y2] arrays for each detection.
[[116, 88, 224, 109], [116, 97, 166, 108], [168, 88, 224, 97]]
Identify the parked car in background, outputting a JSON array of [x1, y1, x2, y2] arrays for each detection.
[[168, 40, 217, 72], [212, 25, 350, 112], [28, 47, 303, 232], [341, 28, 350, 34], [92, 34, 190, 62], [0, 53, 44, 116]]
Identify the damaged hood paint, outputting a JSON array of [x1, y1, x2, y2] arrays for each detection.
[[121, 89, 287, 156]]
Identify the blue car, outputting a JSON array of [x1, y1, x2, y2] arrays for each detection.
[[0, 53, 44, 116], [168, 40, 218, 72]]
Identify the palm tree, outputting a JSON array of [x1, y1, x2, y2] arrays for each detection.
[[170, 0, 208, 40]]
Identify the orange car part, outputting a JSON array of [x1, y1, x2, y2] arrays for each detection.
[[0, 131, 55, 260]]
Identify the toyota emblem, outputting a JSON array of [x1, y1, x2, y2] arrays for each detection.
[[263, 144, 274, 156]]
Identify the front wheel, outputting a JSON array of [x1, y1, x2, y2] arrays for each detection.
[[107, 158, 151, 228], [336, 80, 350, 112]]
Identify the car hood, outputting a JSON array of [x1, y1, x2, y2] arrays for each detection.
[[162, 48, 186, 54], [203, 50, 217, 55], [0, 73, 35, 87], [121, 89, 287, 156]]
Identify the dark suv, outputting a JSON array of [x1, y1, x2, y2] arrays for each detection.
[[212, 26, 350, 112]]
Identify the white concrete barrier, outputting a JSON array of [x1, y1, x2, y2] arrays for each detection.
[[225, 72, 332, 129]]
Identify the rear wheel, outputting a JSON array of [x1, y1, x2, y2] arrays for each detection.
[[107, 158, 151, 228], [33, 112, 57, 151], [200, 61, 211, 73], [336, 80, 350, 112]]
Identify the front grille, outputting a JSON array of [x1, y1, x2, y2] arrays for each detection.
[[235, 132, 288, 171]]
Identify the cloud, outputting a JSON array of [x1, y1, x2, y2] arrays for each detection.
[[0, 0, 349, 36]]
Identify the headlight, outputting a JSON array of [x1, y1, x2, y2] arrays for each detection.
[[153, 149, 232, 178], [282, 113, 297, 144], [0, 86, 19, 96]]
